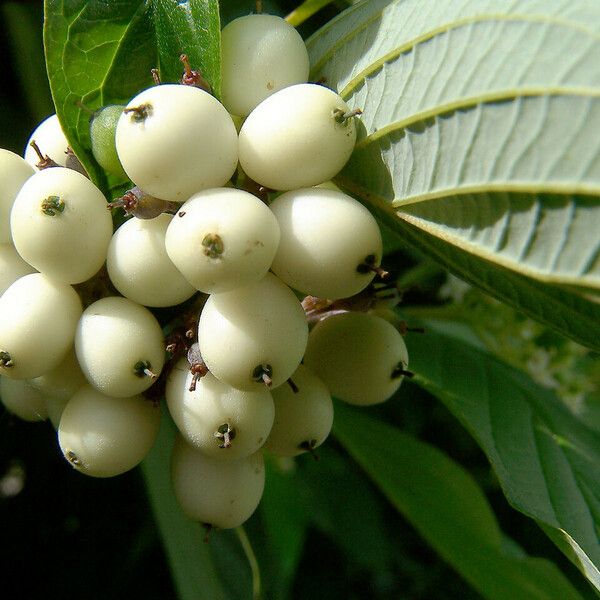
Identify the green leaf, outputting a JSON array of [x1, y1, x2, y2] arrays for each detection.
[[285, 0, 337, 27], [259, 460, 309, 598], [407, 327, 600, 591], [334, 404, 585, 600], [307, 0, 600, 347], [152, 0, 221, 95], [44, 0, 157, 187], [141, 411, 226, 600]]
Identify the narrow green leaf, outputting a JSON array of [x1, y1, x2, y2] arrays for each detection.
[[407, 328, 600, 591], [259, 461, 308, 598], [152, 0, 221, 96], [334, 404, 585, 600], [44, 0, 157, 187], [285, 0, 336, 27], [307, 0, 600, 346], [141, 411, 226, 600]]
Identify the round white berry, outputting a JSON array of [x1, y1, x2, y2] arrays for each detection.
[[166, 358, 274, 460], [265, 364, 333, 457], [198, 273, 308, 391], [0, 376, 48, 422], [107, 213, 196, 307], [24, 114, 69, 169], [10, 167, 113, 284], [221, 14, 309, 117], [165, 188, 280, 293], [171, 435, 265, 528], [75, 296, 165, 398], [0, 273, 82, 380], [58, 384, 160, 478], [0, 149, 35, 244], [238, 83, 357, 190], [304, 312, 409, 406], [269, 187, 383, 299], [29, 349, 87, 404], [0, 243, 36, 295], [115, 84, 238, 203]]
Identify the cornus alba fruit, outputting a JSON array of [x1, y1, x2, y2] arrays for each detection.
[[165, 187, 280, 293], [0, 11, 415, 535], [115, 84, 238, 202]]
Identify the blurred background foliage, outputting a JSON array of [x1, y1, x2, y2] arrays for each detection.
[[0, 1, 598, 599]]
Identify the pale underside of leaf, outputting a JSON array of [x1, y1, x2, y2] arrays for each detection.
[[307, 0, 600, 293]]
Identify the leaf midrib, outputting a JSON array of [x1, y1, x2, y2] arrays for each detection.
[[354, 87, 600, 151], [336, 12, 600, 99], [310, 4, 600, 79]]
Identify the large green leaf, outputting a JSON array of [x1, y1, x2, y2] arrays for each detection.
[[152, 0, 221, 95], [307, 0, 600, 347], [44, 0, 157, 186], [334, 404, 585, 600], [44, 0, 221, 189], [407, 326, 600, 591]]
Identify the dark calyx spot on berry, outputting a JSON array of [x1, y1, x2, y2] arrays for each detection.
[[41, 195, 65, 216], [356, 254, 389, 279], [299, 439, 320, 461], [65, 449, 82, 468], [29, 140, 58, 170], [202, 233, 224, 259], [252, 363, 273, 388], [0, 351, 14, 368], [124, 103, 152, 123], [180, 54, 212, 93], [333, 107, 362, 125], [392, 361, 413, 380], [214, 422, 236, 449], [134, 360, 157, 379]]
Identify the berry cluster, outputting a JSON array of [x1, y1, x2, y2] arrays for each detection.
[[0, 12, 412, 532]]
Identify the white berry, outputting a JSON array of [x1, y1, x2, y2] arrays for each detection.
[[0, 273, 82, 379], [304, 312, 409, 406], [198, 273, 308, 391], [0, 376, 48, 422], [0, 149, 35, 244], [58, 384, 160, 478], [23, 114, 69, 169], [10, 167, 113, 284], [165, 188, 280, 293], [171, 435, 265, 529], [238, 83, 357, 190], [75, 296, 165, 397], [269, 187, 383, 299], [115, 84, 238, 203], [166, 358, 274, 460], [107, 213, 196, 307], [265, 364, 333, 457], [221, 14, 309, 117], [0, 243, 36, 295]]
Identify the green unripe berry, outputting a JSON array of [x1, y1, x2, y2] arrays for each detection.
[[90, 105, 128, 179]]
